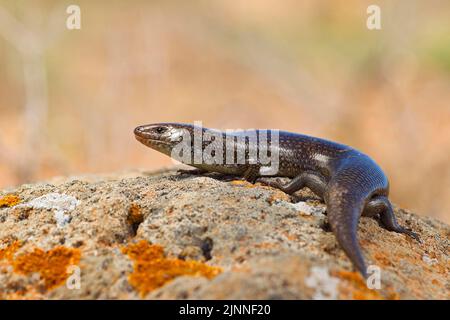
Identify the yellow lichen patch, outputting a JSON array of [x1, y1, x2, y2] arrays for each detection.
[[12, 246, 81, 290], [0, 194, 21, 208], [122, 240, 222, 297], [0, 240, 22, 261], [334, 270, 386, 300]]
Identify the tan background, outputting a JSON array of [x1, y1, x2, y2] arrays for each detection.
[[0, 0, 449, 222]]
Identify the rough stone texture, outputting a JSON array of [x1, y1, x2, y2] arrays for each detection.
[[0, 169, 448, 300]]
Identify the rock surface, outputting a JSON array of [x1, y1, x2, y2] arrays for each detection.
[[0, 169, 448, 299]]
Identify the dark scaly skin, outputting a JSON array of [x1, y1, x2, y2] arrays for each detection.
[[134, 123, 420, 278]]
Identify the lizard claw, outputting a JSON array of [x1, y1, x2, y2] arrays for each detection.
[[405, 229, 422, 244]]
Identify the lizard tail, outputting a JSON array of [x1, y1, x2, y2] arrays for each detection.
[[324, 156, 388, 278]]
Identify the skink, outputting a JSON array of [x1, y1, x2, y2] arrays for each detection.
[[134, 123, 419, 277]]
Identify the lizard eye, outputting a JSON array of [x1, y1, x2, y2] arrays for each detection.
[[155, 126, 167, 134]]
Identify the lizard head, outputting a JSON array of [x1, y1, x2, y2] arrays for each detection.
[[134, 123, 194, 156]]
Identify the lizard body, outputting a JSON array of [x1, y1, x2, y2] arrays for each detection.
[[134, 123, 419, 277]]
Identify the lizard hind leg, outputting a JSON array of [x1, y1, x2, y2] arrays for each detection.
[[243, 165, 261, 183], [364, 196, 421, 242], [257, 171, 327, 197]]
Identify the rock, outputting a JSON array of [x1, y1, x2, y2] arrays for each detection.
[[0, 169, 448, 299]]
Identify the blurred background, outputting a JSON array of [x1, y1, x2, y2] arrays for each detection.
[[0, 0, 449, 222]]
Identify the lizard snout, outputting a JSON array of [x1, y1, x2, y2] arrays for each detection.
[[134, 126, 146, 137]]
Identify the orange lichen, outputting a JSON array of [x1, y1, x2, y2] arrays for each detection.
[[281, 231, 299, 241], [387, 292, 401, 300], [334, 270, 385, 300], [373, 251, 394, 267], [0, 194, 21, 208], [122, 240, 222, 297], [266, 191, 290, 204], [230, 180, 255, 187], [12, 246, 81, 290], [127, 203, 144, 237], [127, 203, 144, 226], [0, 240, 22, 261], [253, 241, 280, 249]]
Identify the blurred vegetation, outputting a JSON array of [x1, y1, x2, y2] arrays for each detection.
[[0, 0, 449, 222]]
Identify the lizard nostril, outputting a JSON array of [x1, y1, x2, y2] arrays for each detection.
[[134, 126, 143, 135]]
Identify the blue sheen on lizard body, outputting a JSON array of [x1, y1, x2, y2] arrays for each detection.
[[134, 123, 420, 277]]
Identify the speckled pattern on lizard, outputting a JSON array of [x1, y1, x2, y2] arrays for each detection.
[[134, 122, 420, 278]]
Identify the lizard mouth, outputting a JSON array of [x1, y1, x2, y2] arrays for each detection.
[[134, 134, 171, 147]]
